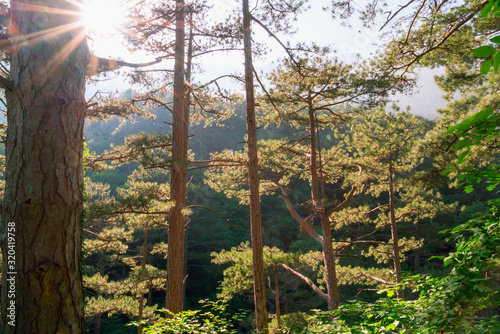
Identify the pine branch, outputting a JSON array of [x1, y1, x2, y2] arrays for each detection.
[[275, 182, 324, 245], [327, 165, 362, 216], [356, 273, 395, 285], [281, 264, 329, 301], [88, 55, 162, 75], [0, 75, 12, 91]]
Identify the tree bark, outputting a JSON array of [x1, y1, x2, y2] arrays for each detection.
[[93, 315, 101, 334], [270, 265, 281, 331], [308, 105, 339, 310], [243, 0, 268, 332], [138, 226, 148, 334], [388, 155, 404, 300], [0, 1, 89, 332], [166, 0, 188, 315], [281, 264, 329, 301]]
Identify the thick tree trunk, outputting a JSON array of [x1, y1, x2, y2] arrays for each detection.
[[0, 1, 89, 332], [166, 0, 188, 315], [388, 156, 404, 300], [243, 0, 268, 332], [308, 105, 339, 310]]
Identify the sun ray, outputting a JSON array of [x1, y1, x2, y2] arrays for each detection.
[[9, 0, 130, 77], [9, 1, 90, 85], [81, 0, 127, 37]]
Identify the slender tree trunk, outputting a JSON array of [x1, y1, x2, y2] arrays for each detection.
[[271, 266, 281, 332], [93, 315, 101, 334], [308, 105, 339, 310], [138, 226, 148, 334], [94, 258, 105, 334], [388, 155, 404, 300], [147, 288, 153, 306], [166, 0, 188, 315], [319, 213, 340, 310], [0, 1, 89, 332], [243, 0, 268, 332]]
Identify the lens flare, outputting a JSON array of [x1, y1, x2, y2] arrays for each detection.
[[81, 0, 127, 37]]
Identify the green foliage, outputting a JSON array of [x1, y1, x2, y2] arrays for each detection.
[[271, 207, 499, 333], [472, 0, 500, 74], [75, 2, 500, 331], [139, 299, 243, 334], [211, 242, 311, 299]]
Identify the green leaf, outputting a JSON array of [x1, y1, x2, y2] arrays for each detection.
[[494, 52, 500, 72], [491, 35, 500, 44], [442, 167, 453, 176], [457, 148, 471, 164], [480, 59, 492, 74], [464, 184, 474, 193], [472, 45, 496, 57], [482, 1, 494, 16], [454, 139, 470, 150]]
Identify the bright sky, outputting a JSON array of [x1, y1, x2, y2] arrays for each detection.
[[82, 0, 442, 118], [83, 1, 381, 87]]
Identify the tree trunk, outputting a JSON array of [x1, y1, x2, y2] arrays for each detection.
[[93, 315, 101, 334], [0, 1, 89, 333], [94, 258, 106, 334], [166, 0, 188, 315], [308, 105, 339, 310], [319, 213, 340, 310], [138, 226, 148, 334], [271, 266, 281, 331], [388, 155, 404, 300], [243, 0, 268, 332]]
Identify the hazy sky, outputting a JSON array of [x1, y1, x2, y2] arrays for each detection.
[[85, 0, 443, 119]]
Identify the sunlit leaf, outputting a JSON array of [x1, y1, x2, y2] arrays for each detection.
[[480, 59, 492, 74], [493, 52, 500, 72], [472, 45, 496, 57]]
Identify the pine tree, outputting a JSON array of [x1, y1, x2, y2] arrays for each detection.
[[1, 1, 89, 332], [333, 108, 456, 297]]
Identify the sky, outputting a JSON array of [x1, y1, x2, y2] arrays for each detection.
[[85, 0, 445, 119]]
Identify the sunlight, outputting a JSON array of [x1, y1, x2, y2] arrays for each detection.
[[81, 0, 127, 38]]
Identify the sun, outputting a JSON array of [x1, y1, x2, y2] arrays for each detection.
[[81, 0, 127, 38]]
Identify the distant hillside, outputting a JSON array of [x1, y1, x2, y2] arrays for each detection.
[[391, 68, 447, 119]]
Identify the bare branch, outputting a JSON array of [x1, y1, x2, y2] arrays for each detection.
[[396, 208, 416, 220], [275, 182, 324, 245], [356, 273, 395, 285], [281, 264, 329, 301], [187, 205, 240, 229], [362, 204, 390, 216], [0, 75, 12, 91], [380, 0, 416, 31], [88, 55, 162, 75]]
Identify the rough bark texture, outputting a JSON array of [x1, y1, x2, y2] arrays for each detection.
[[388, 156, 404, 300], [166, 0, 187, 315], [243, 0, 269, 332], [308, 105, 339, 310], [0, 0, 89, 332]]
